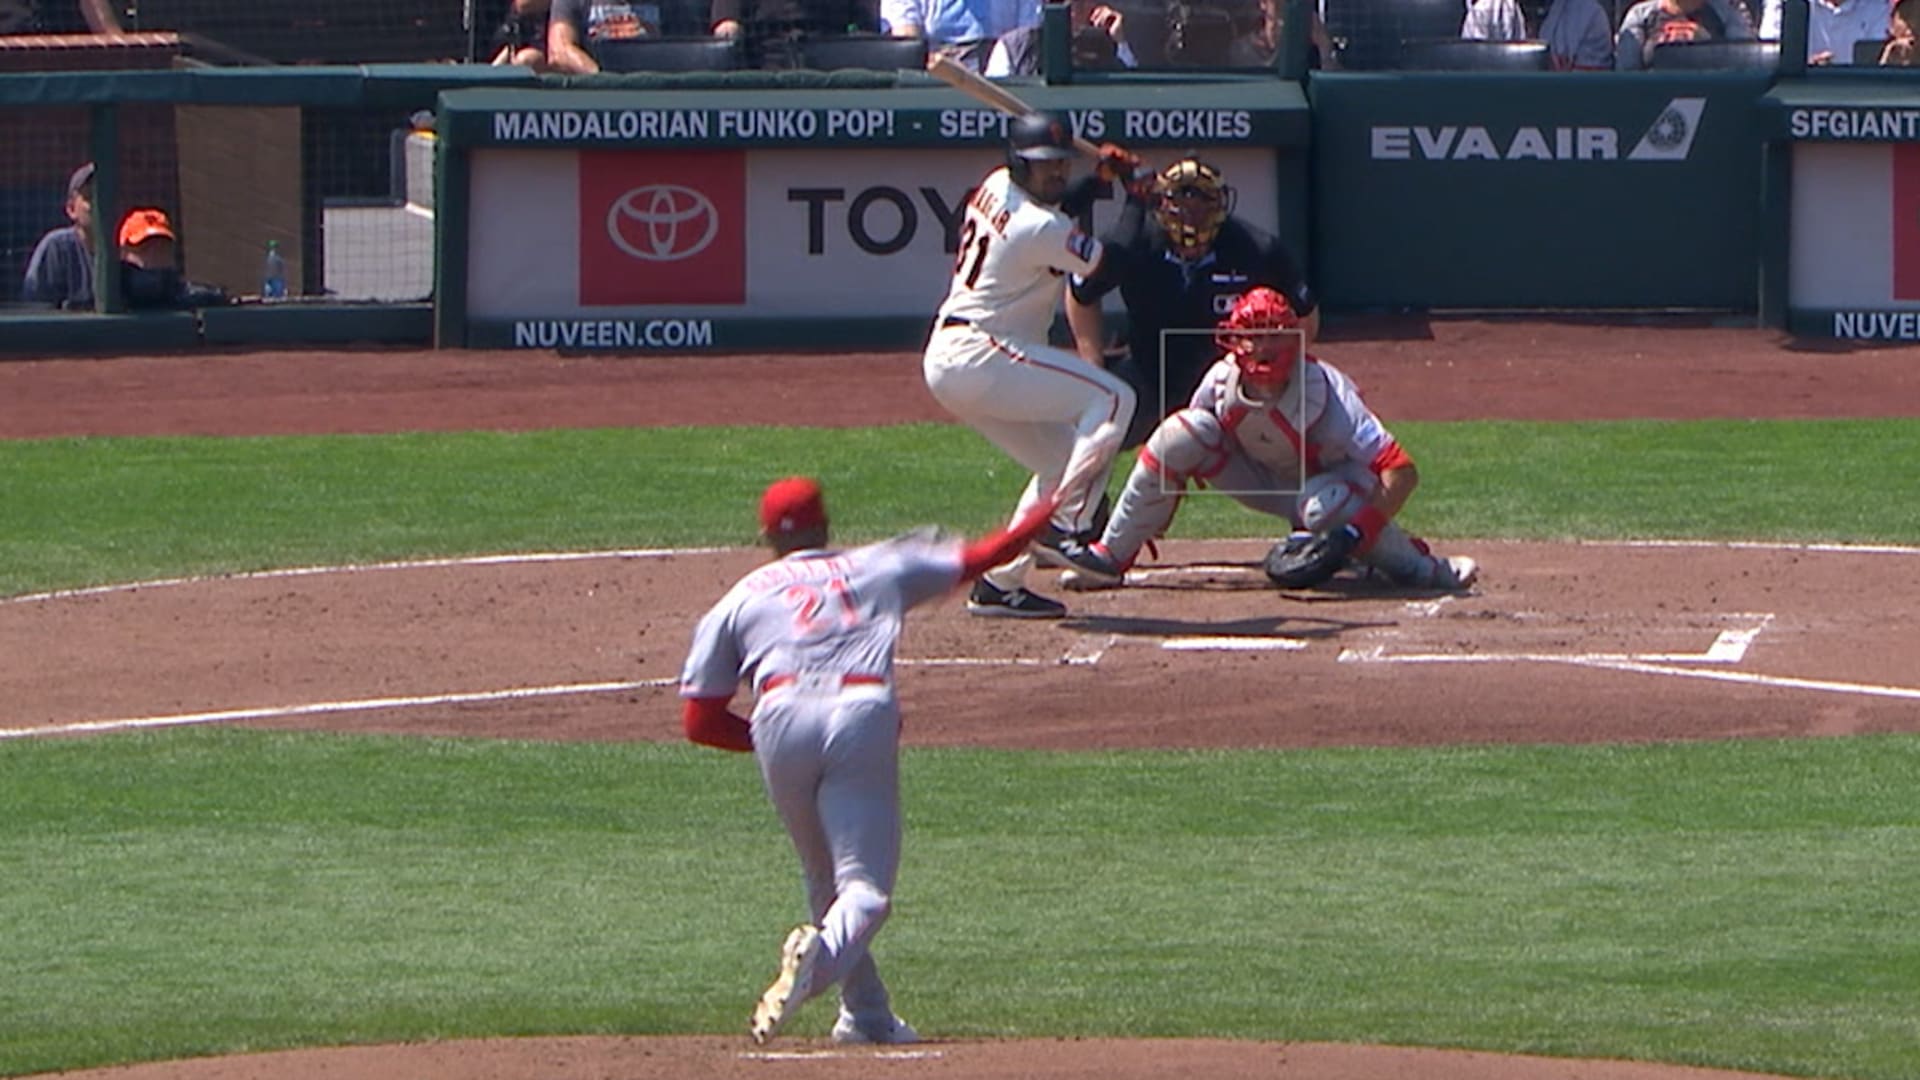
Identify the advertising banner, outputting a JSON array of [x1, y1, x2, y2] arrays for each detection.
[[578, 149, 747, 306], [465, 146, 1285, 335], [1788, 141, 1920, 340], [1312, 74, 1769, 310]]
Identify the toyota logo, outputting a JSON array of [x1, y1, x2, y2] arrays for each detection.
[[606, 184, 720, 262]]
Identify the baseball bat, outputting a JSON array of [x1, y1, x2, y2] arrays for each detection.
[[925, 54, 1103, 158]]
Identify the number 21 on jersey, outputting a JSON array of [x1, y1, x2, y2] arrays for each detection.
[[954, 216, 991, 291], [780, 578, 862, 636]]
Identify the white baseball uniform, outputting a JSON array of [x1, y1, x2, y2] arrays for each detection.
[[679, 528, 965, 1030], [922, 165, 1136, 594], [1099, 352, 1463, 587]]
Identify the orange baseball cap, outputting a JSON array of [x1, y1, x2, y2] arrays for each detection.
[[759, 476, 828, 536], [117, 207, 176, 247]]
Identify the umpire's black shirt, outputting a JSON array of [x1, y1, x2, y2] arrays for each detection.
[[1072, 198, 1316, 448]]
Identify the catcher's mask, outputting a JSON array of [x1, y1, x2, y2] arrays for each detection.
[[1153, 157, 1234, 253], [1007, 111, 1078, 200], [1216, 286, 1302, 394]]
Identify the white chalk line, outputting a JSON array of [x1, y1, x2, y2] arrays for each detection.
[[0, 656, 1087, 741], [1340, 614, 1772, 667], [740, 1050, 944, 1061], [9, 543, 1915, 738], [11, 539, 1919, 608], [1340, 613, 1920, 701], [0, 678, 673, 741], [1164, 636, 1309, 651], [1342, 650, 1920, 702], [1, 547, 732, 607]]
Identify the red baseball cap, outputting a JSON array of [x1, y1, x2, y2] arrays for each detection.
[[759, 476, 827, 536]]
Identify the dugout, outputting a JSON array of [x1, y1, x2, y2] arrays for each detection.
[[0, 63, 536, 354]]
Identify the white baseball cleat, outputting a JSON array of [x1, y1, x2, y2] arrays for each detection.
[[1443, 556, 1480, 590], [832, 1010, 920, 1045], [750, 924, 823, 1045]]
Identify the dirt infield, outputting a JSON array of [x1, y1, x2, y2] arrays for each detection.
[[7, 314, 1919, 1080]]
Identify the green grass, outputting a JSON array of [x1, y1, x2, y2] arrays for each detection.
[[3, 418, 1918, 597], [5, 418, 1920, 1079], [1, 732, 1916, 1079]]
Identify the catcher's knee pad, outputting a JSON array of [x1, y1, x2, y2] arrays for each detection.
[[1296, 473, 1365, 533], [1142, 408, 1225, 483]]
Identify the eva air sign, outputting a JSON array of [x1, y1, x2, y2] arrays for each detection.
[[1369, 98, 1705, 162]]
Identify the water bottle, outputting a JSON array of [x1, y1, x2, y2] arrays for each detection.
[[261, 240, 287, 300]]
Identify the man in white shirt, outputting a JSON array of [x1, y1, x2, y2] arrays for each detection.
[[1760, 0, 1891, 63]]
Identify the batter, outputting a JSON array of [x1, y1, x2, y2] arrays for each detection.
[[921, 110, 1143, 619]]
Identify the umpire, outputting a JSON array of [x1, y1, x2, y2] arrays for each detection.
[[1068, 156, 1318, 449]]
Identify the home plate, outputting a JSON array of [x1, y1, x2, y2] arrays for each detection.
[[1162, 636, 1309, 651]]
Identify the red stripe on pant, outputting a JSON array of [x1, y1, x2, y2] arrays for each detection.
[[760, 674, 887, 692]]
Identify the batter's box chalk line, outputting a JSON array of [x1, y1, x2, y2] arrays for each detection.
[[1337, 613, 1920, 702], [1341, 612, 1774, 667]]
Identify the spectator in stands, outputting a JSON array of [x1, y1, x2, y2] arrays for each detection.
[[547, 0, 667, 72], [986, 0, 1136, 74], [1540, 0, 1615, 67], [20, 163, 96, 311], [1161, 0, 1244, 64], [714, 0, 881, 67], [1615, 0, 1756, 68], [491, 0, 552, 69], [1882, 0, 1918, 63], [1462, 0, 1530, 38], [1759, 0, 1891, 64], [116, 207, 227, 310], [882, 0, 1037, 71], [1225, 0, 1340, 67]]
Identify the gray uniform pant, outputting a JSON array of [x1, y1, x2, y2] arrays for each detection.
[[752, 681, 902, 1025]]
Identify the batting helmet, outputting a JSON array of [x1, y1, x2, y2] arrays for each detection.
[[1216, 286, 1302, 392], [1152, 156, 1235, 252], [1007, 111, 1077, 192]]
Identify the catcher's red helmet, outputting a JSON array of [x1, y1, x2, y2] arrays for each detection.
[[1217, 287, 1303, 392]]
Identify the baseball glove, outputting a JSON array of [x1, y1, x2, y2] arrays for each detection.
[[1263, 526, 1360, 589]]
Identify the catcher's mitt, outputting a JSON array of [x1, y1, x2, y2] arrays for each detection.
[[1263, 526, 1360, 589]]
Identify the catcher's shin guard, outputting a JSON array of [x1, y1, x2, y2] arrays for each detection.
[[1361, 527, 1477, 591]]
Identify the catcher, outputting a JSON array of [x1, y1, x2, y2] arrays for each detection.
[[1052, 287, 1478, 593]]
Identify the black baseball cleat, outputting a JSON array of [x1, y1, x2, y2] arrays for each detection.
[[1038, 537, 1124, 587], [1032, 533, 1116, 576], [966, 579, 1067, 619]]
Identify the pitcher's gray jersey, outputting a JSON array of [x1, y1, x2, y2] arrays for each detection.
[[681, 529, 963, 698]]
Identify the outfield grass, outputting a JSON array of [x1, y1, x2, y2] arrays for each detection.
[[3, 420, 1918, 1079], [4, 419, 1919, 597], [1, 732, 1916, 1079]]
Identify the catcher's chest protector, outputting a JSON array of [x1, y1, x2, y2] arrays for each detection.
[[1218, 364, 1330, 479]]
